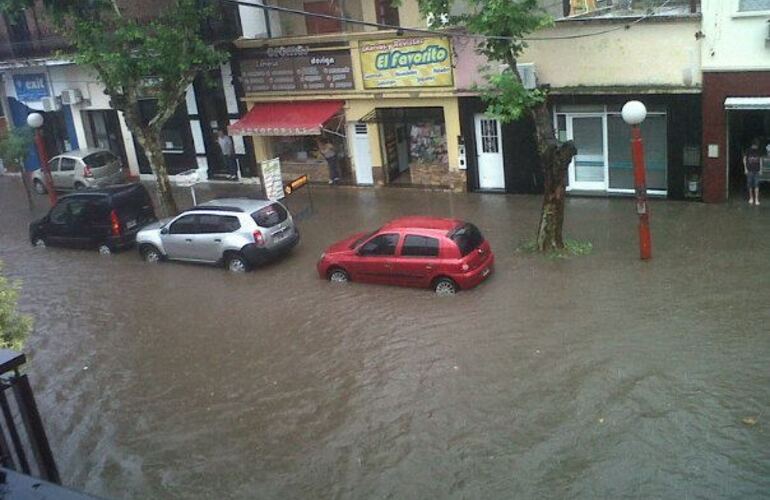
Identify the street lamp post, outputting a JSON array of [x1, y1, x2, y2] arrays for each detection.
[[26, 113, 57, 207], [621, 101, 652, 261]]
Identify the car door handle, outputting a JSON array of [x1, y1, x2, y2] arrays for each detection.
[[425, 265, 433, 271], [214, 239, 222, 242], [185, 238, 192, 242], [385, 263, 392, 269]]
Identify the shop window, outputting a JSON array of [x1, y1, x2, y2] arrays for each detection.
[[138, 100, 190, 152], [401, 235, 439, 257], [607, 114, 667, 190], [738, 0, 770, 12], [375, 0, 399, 26], [409, 121, 448, 166], [304, 1, 342, 34]]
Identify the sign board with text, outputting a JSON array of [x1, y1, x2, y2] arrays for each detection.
[[261, 157, 285, 201], [239, 46, 354, 93], [13, 73, 50, 102], [359, 37, 453, 89]]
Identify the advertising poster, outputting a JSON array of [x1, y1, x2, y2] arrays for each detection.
[[239, 46, 354, 93], [261, 158, 285, 201], [359, 37, 453, 89], [13, 73, 50, 102]]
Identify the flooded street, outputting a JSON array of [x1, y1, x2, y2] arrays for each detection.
[[1, 176, 769, 498]]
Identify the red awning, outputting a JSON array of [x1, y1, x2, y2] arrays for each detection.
[[229, 100, 344, 137]]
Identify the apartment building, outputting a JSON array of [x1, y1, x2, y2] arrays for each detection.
[[700, 0, 770, 202], [455, 0, 704, 199], [230, 0, 466, 189], [0, 0, 254, 181]]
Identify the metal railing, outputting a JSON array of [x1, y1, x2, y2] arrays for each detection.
[[0, 349, 59, 484]]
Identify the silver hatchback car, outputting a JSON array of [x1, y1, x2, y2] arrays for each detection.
[[136, 198, 300, 272], [33, 149, 125, 193]]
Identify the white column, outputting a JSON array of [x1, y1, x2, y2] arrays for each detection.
[[220, 63, 240, 115], [116, 111, 140, 176]]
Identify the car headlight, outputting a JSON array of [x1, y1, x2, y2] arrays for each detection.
[[320, 252, 326, 260]]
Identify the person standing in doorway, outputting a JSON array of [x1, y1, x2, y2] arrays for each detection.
[[319, 138, 340, 184], [217, 130, 238, 180], [744, 138, 762, 205]]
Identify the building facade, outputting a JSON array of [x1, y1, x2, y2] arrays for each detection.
[[455, 0, 703, 199], [700, 0, 770, 202], [230, 0, 467, 190]]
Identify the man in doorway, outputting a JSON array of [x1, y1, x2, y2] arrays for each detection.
[[217, 130, 238, 180], [318, 138, 340, 184], [744, 138, 762, 205]]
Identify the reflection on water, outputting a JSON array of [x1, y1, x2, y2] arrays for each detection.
[[1, 178, 769, 499]]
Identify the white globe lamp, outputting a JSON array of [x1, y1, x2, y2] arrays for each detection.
[[26, 112, 44, 129], [621, 101, 647, 126]]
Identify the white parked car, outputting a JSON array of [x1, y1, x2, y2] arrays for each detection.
[[32, 149, 125, 193]]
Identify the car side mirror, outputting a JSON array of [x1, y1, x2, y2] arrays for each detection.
[[160, 227, 169, 235]]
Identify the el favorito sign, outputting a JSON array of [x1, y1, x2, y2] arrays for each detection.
[[360, 37, 453, 89]]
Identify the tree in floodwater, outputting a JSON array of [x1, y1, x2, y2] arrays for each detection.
[[0, 261, 32, 350], [0, 0, 227, 216], [418, 0, 576, 251]]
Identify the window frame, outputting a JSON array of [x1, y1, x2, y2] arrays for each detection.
[[358, 232, 400, 257], [400, 234, 440, 258], [59, 157, 78, 172], [734, 0, 770, 16], [168, 214, 199, 235]]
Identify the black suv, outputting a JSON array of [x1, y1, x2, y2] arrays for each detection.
[[29, 183, 156, 254]]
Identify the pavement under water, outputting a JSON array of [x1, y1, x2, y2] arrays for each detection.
[[0, 177, 768, 499]]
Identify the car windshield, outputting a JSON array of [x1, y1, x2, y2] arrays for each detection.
[[350, 230, 378, 249], [449, 223, 484, 256]]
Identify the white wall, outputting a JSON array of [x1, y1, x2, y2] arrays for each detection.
[[701, 0, 770, 71]]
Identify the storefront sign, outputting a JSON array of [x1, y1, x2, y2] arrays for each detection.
[[239, 47, 354, 93], [261, 157, 285, 201], [13, 73, 50, 102], [360, 37, 453, 89]]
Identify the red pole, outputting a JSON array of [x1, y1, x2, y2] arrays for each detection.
[[33, 128, 57, 207], [631, 125, 652, 260]]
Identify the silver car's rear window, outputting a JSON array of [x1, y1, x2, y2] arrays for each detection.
[[251, 203, 287, 228], [84, 152, 118, 167]]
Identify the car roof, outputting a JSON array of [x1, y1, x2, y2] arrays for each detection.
[[51, 148, 115, 160], [58, 183, 146, 200], [380, 216, 462, 233], [194, 198, 274, 213]]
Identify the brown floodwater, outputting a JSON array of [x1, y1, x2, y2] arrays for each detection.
[[0, 177, 768, 499]]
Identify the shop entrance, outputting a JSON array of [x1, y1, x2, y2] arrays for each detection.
[[81, 110, 127, 166], [726, 108, 770, 199], [362, 107, 448, 186]]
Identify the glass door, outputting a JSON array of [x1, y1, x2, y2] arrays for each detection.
[[568, 115, 607, 191]]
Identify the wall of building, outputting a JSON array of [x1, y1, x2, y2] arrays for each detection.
[[701, 0, 770, 71], [455, 19, 703, 91]]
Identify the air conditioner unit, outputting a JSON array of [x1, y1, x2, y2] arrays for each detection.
[[517, 63, 538, 90], [40, 96, 61, 112], [60, 88, 83, 105]]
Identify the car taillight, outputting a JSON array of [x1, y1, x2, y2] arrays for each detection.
[[110, 209, 121, 236], [253, 230, 264, 247], [83, 165, 93, 178]]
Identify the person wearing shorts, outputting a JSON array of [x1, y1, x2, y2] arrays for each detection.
[[744, 139, 762, 205]]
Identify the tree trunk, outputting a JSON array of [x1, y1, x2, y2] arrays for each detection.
[[20, 169, 35, 211], [120, 100, 179, 217], [136, 129, 178, 217], [531, 103, 576, 252]]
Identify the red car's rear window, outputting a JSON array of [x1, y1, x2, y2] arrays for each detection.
[[449, 223, 484, 256]]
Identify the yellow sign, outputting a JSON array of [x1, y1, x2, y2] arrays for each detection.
[[284, 174, 309, 195], [360, 37, 453, 89]]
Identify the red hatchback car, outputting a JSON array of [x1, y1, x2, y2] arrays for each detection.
[[317, 216, 494, 295]]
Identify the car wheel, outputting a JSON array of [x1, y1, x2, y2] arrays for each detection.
[[74, 182, 85, 190], [226, 253, 248, 273], [140, 244, 162, 263], [33, 179, 46, 194], [98, 244, 112, 255], [433, 277, 458, 296], [328, 268, 350, 283], [32, 237, 46, 248]]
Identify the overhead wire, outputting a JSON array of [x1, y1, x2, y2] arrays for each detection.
[[223, 0, 677, 42]]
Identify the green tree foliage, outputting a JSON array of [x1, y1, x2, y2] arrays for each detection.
[[0, 0, 228, 216], [0, 261, 32, 350], [418, 0, 577, 251], [0, 126, 33, 171]]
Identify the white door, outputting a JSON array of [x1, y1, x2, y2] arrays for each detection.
[[474, 114, 505, 190], [568, 115, 607, 191], [351, 123, 374, 185]]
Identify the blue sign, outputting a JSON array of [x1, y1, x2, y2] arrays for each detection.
[[13, 73, 49, 102]]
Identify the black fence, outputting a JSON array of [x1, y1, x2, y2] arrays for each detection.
[[0, 349, 59, 484]]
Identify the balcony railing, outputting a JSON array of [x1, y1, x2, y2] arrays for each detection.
[[0, 34, 70, 61], [564, 0, 700, 18]]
